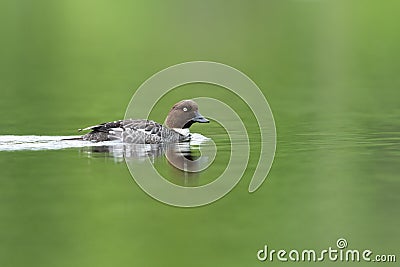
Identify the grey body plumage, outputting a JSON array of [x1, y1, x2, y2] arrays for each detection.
[[80, 100, 209, 144]]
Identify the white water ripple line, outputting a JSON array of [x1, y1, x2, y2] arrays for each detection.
[[0, 133, 210, 152], [0, 135, 119, 151]]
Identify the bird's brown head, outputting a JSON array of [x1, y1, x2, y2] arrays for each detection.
[[164, 100, 209, 129]]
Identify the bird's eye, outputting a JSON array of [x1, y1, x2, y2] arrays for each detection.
[[183, 107, 188, 112]]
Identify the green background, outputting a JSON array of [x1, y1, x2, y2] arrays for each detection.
[[0, 0, 399, 266]]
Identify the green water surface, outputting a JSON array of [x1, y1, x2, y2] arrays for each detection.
[[0, 1, 399, 266]]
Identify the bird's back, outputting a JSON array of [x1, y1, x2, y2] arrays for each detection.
[[81, 119, 189, 143]]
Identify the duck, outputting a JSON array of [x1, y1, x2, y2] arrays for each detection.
[[79, 100, 209, 143]]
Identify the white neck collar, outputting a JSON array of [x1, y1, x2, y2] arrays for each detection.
[[172, 128, 190, 136]]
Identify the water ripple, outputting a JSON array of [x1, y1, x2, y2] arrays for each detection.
[[0, 135, 119, 151]]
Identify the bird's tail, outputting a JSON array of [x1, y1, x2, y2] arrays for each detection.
[[61, 136, 83, 141]]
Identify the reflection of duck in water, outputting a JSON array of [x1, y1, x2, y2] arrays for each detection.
[[81, 135, 211, 163], [79, 100, 209, 143], [81, 141, 212, 187]]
